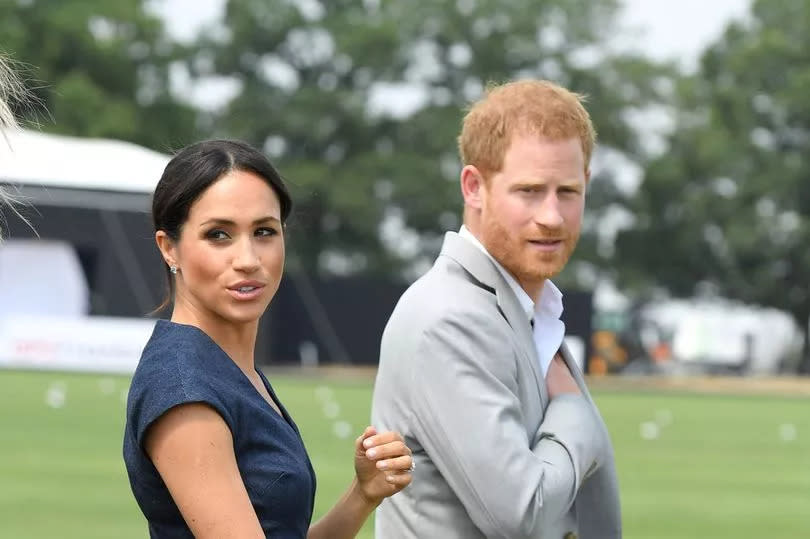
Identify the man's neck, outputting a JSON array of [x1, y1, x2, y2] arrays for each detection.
[[458, 224, 542, 314]]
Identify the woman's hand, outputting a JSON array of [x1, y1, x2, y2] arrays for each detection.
[[353, 426, 413, 505]]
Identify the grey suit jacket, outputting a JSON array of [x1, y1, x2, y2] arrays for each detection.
[[371, 232, 621, 539]]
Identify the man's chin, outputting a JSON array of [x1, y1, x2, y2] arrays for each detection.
[[524, 262, 565, 282]]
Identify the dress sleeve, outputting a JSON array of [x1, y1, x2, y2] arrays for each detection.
[[128, 348, 235, 450]]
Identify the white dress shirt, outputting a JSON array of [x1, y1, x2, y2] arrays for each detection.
[[459, 226, 565, 378]]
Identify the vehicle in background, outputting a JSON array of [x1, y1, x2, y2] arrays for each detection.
[[591, 299, 804, 375]]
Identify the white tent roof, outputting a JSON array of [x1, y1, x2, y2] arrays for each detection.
[[0, 128, 170, 194]]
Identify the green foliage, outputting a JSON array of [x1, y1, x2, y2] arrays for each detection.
[[0, 0, 199, 149], [3, 0, 674, 287], [194, 0, 671, 279], [616, 0, 810, 366]]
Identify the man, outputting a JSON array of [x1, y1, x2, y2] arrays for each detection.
[[370, 79, 621, 538]]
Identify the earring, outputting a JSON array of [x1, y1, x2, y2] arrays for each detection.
[[170, 265, 178, 275]]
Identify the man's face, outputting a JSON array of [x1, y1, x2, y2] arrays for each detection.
[[478, 134, 588, 297]]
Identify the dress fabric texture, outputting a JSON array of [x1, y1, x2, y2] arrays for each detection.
[[123, 320, 316, 538]]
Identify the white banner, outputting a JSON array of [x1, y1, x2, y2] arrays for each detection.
[[0, 315, 155, 374]]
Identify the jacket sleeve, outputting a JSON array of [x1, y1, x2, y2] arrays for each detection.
[[409, 309, 608, 539]]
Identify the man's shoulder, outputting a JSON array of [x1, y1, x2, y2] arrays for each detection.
[[395, 256, 498, 314], [383, 258, 510, 349]]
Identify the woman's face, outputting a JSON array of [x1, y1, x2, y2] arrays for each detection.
[[161, 169, 285, 326]]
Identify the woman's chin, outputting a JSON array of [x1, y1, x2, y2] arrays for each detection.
[[219, 306, 266, 325]]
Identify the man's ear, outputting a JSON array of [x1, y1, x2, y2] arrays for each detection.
[[460, 165, 486, 210], [155, 230, 178, 268]]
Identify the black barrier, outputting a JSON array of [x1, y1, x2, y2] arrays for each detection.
[[263, 276, 593, 371], [3, 195, 593, 370]]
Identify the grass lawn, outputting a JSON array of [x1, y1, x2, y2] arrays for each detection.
[[0, 369, 807, 538]]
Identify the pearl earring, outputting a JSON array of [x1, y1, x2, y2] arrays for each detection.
[[170, 265, 178, 275]]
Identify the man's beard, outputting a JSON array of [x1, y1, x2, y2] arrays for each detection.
[[481, 218, 579, 291]]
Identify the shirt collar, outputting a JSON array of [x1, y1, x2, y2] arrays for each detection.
[[458, 225, 563, 322]]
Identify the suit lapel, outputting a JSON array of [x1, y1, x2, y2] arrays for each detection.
[[495, 285, 549, 409], [558, 342, 591, 399], [440, 232, 549, 409]]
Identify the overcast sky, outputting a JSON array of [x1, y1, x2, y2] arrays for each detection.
[[618, 0, 751, 68]]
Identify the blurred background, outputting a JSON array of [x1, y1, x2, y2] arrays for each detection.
[[1, 0, 808, 537]]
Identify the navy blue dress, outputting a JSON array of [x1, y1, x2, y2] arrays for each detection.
[[123, 320, 316, 538]]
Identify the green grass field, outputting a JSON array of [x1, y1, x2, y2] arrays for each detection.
[[1, 369, 808, 538]]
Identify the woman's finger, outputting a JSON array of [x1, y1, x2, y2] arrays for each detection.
[[384, 472, 413, 488], [375, 454, 413, 471], [362, 430, 403, 449], [364, 440, 410, 460]]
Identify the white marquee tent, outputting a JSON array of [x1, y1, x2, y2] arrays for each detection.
[[0, 129, 171, 373], [1, 128, 169, 197]]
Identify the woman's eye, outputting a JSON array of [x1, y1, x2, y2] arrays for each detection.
[[206, 229, 230, 241], [256, 227, 278, 237]]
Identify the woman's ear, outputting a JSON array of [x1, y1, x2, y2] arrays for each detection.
[[155, 230, 178, 269]]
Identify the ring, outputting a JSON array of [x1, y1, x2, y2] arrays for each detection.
[[408, 460, 416, 473]]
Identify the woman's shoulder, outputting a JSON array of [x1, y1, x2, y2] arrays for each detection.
[[126, 320, 239, 441], [131, 320, 228, 392], [144, 318, 210, 353], [140, 319, 219, 364]]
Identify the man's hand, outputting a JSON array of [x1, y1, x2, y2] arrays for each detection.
[[546, 354, 581, 399]]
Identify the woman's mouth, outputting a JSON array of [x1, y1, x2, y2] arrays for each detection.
[[227, 282, 266, 301]]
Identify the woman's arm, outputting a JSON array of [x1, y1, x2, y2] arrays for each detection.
[[144, 402, 265, 538], [308, 427, 413, 539]]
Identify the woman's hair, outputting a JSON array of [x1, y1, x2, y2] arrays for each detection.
[[152, 139, 293, 312]]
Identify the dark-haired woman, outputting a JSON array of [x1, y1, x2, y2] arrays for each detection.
[[123, 140, 413, 538]]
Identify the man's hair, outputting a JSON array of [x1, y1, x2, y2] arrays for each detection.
[[457, 79, 596, 177]]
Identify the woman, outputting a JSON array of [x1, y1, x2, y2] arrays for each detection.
[[123, 139, 413, 538]]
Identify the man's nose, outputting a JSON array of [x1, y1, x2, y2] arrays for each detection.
[[534, 194, 564, 228]]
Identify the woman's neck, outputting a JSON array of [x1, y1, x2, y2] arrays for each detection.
[[170, 305, 259, 374]]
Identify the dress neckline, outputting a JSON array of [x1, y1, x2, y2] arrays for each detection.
[[154, 319, 299, 433]]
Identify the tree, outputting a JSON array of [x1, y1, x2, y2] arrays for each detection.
[[0, 0, 200, 150], [615, 0, 810, 371], [192, 0, 671, 281]]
